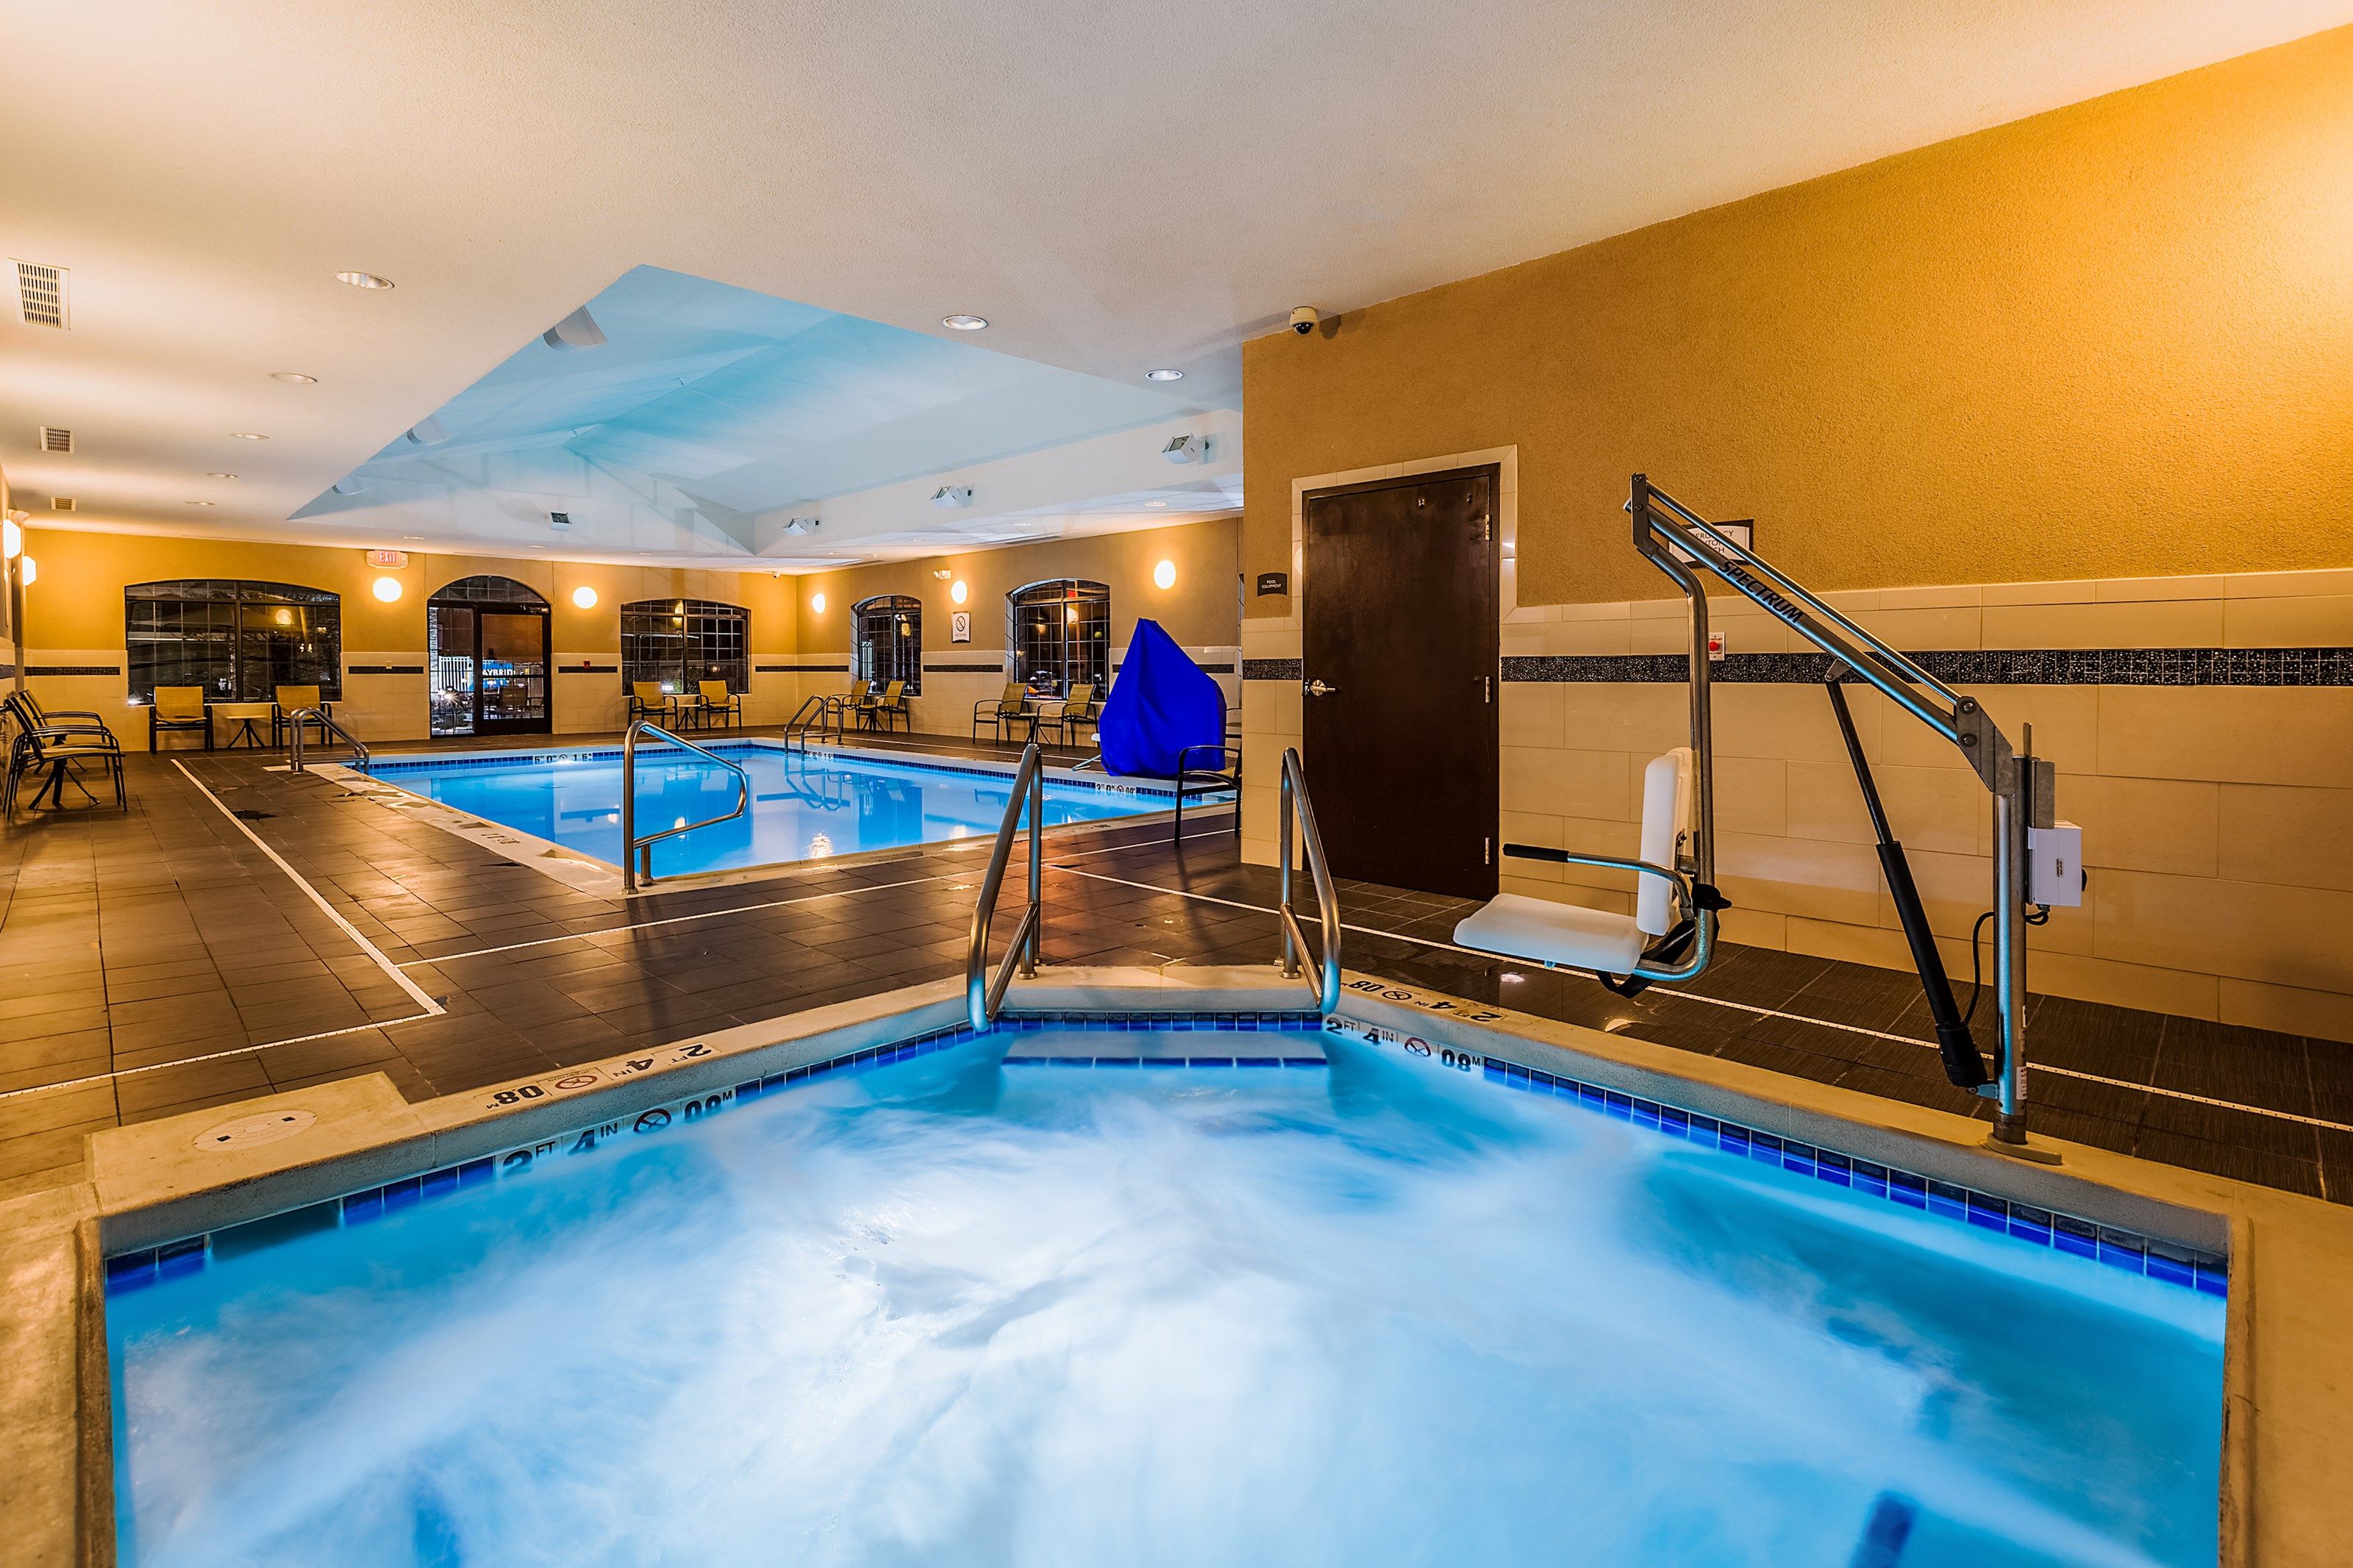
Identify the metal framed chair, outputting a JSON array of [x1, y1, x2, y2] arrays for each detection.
[[271, 684, 333, 748], [971, 681, 1036, 744], [628, 681, 679, 726], [689, 679, 741, 731], [870, 680, 910, 733], [148, 687, 213, 751], [1036, 682, 1099, 747], [4, 690, 126, 811]]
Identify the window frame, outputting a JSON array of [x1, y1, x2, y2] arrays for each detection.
[[1006, 578, 1111, 697], [618, 598, 750, 697], [124, 579, 343, 705], [851, 595, 924, 696]]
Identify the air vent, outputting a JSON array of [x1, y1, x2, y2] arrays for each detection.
[[549, 511, 574, 530], [14, 262, 66, 329], [38, 426, 71, 454], [51, 497, 76, 512]]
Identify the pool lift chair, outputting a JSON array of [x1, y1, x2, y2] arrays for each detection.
[[1453, 475, 2074, 1162]]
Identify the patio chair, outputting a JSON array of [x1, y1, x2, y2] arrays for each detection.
[[971, 682, 1035, 744], [15, 690, 113, 736], [690, 679, 741, 731], [843, 678, 881, 730], [4, 690, 125, 811], [149, 687, 212, 751], [628, 681, 679, 726], [870, 680, 910, 733], [271, 684, 333, 748], [1037, 682, 1100, 747]]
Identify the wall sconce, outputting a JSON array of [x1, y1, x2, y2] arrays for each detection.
[[20, 556, 36, 586], [1153, 559, 1176, 590], [571, 585, 599, 609], [812, 593, 826, 615], [950, 580, 968, 605], [372, 576, 403, 602], [1, 518, 20, 559]]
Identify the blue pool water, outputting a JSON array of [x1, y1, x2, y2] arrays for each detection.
[[108, 1030, 2222, 1567], [368, 745, 1186, 873]]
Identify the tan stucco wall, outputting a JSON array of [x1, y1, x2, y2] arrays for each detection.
[[1241, 24, 2353, 611]]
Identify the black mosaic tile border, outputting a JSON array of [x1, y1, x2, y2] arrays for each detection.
[[924, 662, 1007, 673], [757, 662, 848, 673], [1502, 648, 2353, 687], [346, 664, 426, 676], [1243, 658, 1302, 681], [555, 663, 619, 675]]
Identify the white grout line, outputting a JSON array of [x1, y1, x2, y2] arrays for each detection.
[[401, 817, 1242, 968], [172, 759, 446, 1017], [399, 876, 952, 967], [0, 1013, 438, 1103], [1048, 863, 2353, 1139]]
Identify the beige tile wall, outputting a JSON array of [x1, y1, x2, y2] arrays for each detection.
[[1244, 565, 2353, 1041]]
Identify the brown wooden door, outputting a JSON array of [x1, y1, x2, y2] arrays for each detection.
[[1302, 468, 1499, 898]]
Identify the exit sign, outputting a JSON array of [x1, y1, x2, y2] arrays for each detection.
[[365, 549, 409, 568]]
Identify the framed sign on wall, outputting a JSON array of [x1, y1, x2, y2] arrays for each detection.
[[951, 611, 971, 643]]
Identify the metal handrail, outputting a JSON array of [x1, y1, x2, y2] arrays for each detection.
[[285, 708, 369, 773], [965, 742, 1046, 1028], [1277, 748, 1342, 1012], [621, 720, 751, 894], [1629, 475, 2048, 1159], [782, 693, 847, 753]]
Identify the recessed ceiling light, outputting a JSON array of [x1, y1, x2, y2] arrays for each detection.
[[1144, 368, 1183, 382], [205, 472, 237, 480], [941, 314, 988, 331], [336, 271, 394, 290], [1146, 501, 1167, 507], [270, 371, 318, 384], [402, 534, 423, 541], [185, 500, 215, 506], [229, 432, 267, 440]]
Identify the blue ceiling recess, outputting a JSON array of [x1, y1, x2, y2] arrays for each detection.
[[296, 265, 1212, 549]]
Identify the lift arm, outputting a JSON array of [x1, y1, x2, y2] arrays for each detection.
[[1627, 476, 2054, 1159]]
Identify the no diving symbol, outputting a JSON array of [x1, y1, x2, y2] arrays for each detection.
[[554, 1073, 598, 1090], [1404, 1038, 1432, 1057]]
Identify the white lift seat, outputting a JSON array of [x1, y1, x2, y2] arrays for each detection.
[[1452, 748, 1693, 974]]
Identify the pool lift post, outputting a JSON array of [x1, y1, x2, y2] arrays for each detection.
[[1624, 476, 2060, 1163]]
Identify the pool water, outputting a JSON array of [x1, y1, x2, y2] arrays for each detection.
[[368, 745, 1187, 873], [107, 1031, 2222, 1567]]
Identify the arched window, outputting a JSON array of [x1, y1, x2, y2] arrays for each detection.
[[620, 598, 749, 696], [125, 580, 341, 704], [852, 595, 923, 695], [1007, 579, 1110, 695]]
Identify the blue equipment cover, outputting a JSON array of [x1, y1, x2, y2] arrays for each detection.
[[1097, 619, 1226, 777]]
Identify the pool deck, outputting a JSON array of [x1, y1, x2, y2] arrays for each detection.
[[4, 963, 2349, 1565], [2, 728, 2346, 1211]]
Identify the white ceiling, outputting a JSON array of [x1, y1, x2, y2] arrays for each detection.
[[3, 0, 2347, 565]]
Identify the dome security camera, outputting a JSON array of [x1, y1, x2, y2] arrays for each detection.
[[1288, 306, 1322, 335]]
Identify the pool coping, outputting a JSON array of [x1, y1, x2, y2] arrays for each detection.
[[10, 963, 2343, 1565], [313, 740, 1230, 898]]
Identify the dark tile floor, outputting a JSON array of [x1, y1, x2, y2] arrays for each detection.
[[3, 728, 2346, 1209]]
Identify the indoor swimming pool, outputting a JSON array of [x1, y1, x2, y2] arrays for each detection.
[[105, 1021, 2224, 1568], [363, 743, 1196, 875]]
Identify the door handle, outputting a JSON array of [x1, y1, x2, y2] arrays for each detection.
[[1303, 679, 1339, 697]]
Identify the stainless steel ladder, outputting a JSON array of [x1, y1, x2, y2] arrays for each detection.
[[284, 708, 370, 773], [965, 742, 1343, 1028], [620, 720, 749, 893]]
